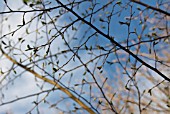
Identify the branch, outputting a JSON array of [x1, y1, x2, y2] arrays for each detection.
[[0, 47, 96, 114], [0, 89, 52, 106], [131, 0, 170, 16], [56, 0, 170, 82]]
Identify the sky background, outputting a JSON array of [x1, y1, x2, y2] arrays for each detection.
[[0, 0, 169, 113]]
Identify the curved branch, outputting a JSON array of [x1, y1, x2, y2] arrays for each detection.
[[0, 47, 96, 114]]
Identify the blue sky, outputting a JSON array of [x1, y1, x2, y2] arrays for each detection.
[[0, 0, 169, 113]]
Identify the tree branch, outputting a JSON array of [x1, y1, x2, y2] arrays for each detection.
[[56, 0, 170, 82], [0, 47, 96, 114], [131, 0, 170, 16]]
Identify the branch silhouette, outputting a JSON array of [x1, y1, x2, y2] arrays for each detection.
[[56, 0, 170, 82], [131, 0, 170, 16]]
